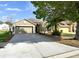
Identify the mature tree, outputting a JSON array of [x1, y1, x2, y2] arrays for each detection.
[[31, 1, 79, 39], [4, 16, 13, 26], [64, 2, 79, 39], [31, 2, 65, 33], [5, 21, 13, 26]]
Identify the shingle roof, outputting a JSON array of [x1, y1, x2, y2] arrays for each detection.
[[59, 21, 71, 28], [59, 24, 69, 28], [25, 19, 43, 25]]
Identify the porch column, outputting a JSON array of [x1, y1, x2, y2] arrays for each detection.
[[33, 27, 36, 33]]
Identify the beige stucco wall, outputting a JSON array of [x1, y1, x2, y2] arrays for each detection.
[[13, 20, 36, 33], [59, 27, 69, 33]]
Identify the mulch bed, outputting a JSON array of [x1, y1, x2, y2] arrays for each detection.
[[58, 39, 79, 48]]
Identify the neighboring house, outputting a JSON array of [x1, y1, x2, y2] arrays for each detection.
[[58, 21, 77, 33], [0, 23, 9, 31], [39, 20, 77, 33], [13, 19, 42, 34]]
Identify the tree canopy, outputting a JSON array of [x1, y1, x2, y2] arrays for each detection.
[[32, 1, 79, 21], [31, 2, 79, 29], [31, 1, 79, 38]]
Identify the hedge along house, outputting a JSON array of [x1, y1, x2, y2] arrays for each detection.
[[12, 19, 42, 34]]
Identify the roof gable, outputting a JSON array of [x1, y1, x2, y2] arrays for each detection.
[[13, 20, 36, 26]]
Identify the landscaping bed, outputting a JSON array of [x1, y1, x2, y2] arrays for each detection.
[[58, 39, 79, 48], [57, 32, 79, 48]]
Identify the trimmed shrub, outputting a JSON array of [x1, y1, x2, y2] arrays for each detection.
[[52, 30, 61, 36]]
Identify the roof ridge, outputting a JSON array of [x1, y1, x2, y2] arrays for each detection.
[[24, 19, 37, 25]]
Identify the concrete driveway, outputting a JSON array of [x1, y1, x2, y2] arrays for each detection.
[[0, 34, 79, 58]]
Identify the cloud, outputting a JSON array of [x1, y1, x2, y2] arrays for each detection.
[[1, 16, 9, 20], [1, 16, 13, 22], [1, 14, 17, 22], [6, 8, 22, 11], [0, 4, 8, 7]]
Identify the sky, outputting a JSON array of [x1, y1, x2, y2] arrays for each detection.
[[0, 1, 37, 22]]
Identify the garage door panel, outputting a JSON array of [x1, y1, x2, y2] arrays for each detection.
[[23, 27, 32, 33], [16, 26, 33, 34]]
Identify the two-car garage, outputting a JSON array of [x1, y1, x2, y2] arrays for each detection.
[[15, 26, 33, 33], [13, 20, 37, 34]]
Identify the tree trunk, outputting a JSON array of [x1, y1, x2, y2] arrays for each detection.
[[75, 21, 79, 39], [54, 24, 58, 31]]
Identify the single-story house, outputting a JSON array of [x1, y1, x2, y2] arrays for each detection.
[[58, 21, 76, 33], [13, 19, 42, 34], [39, 20, 77, 34], [0, 23, 9, 31]]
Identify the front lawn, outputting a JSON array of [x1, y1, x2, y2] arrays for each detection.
[[0, 30, 12, 42]]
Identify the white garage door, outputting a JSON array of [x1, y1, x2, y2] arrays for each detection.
[[16, 26, 33, 34]]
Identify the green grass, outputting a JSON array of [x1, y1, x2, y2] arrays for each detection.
[[62, 32, 75, 37], [0, 30, 12, 42]]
